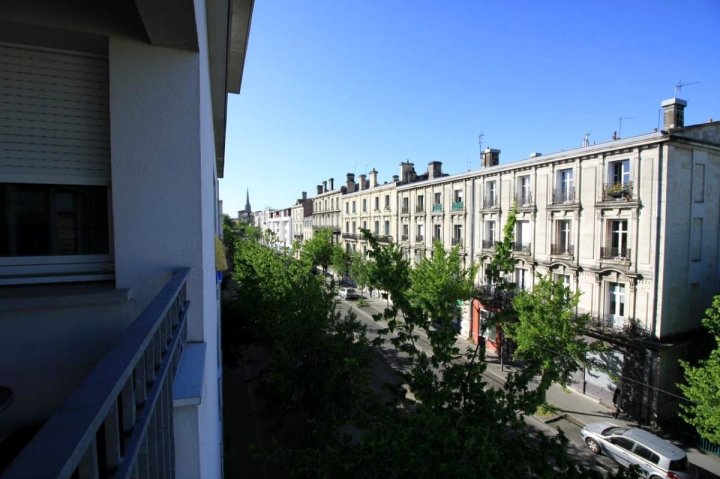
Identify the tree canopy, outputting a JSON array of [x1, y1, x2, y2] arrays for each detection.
[[223, 228, 639, 478], [679, 294, 720, 443]]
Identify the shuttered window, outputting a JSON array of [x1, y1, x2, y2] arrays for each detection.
[[0, 41, 112, 285]]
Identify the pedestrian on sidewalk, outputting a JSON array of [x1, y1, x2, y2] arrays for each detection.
[[612, 386, 623, 419]]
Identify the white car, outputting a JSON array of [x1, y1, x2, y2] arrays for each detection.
[[338, 287, 359, 300], [580, 422, 697, 479]]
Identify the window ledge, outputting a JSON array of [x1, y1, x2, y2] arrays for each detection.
[[0, 281, 129, 313], [173, 342, 206, 407]]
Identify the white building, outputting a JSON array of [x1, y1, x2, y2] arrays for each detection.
[[0, 1, 253, 477], [306, 98, 720, 424]]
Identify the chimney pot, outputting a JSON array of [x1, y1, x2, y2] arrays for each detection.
[[316, 185, 323, 195], [359, 174, 366, 190], [427, 161, 443, 179], [369, 169, 378, 188], [482, 149, 500, 168], [329, 178, 334, 190], [393, 175, 399, 182], [322, 180, 327, 192], [302, 191, 307, 200], [346, 173, 356, 192], [662, 97, 687, 130]]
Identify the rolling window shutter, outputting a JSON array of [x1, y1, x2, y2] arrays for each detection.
[[0, 42, 109, 185]]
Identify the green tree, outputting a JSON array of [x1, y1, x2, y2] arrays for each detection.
[[679, 295, 720, 443], [348, 250, 373, 294], [225, 234, 378, 475], [223, 227, 641, 479], [300, 227, 335, 272], [407, 241, 477, 364], [509, 275, 604, 411]]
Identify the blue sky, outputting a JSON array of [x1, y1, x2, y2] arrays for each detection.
[[221, 0, 720, 215]]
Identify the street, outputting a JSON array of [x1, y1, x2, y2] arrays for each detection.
[[336, 294, 622, 477]]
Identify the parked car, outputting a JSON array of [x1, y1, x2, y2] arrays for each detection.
[[580, 422, 697, 479], [339, 287, 359, 300]]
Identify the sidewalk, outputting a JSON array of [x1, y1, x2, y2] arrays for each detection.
[[354, 294, 720, 478]]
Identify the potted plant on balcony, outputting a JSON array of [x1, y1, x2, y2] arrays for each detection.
[[606, 182, 631, 200]]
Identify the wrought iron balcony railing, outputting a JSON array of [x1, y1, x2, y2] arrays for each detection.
[[602, 182, 634, 201], [415, 235, 425, 242], [514, 192, 533, 206], [512, 242, 532, 253], [482, 197, 498, 209], [551, 243, 574, 256], [432, 203, 443, 213], [401, 206, 410, 214], [586, 314, 650, 339], [342, 232, 357, 240], [482, 239, 496, 250], [401, 234, 409, 241], [552, 187, 576, 204], [452, 201, 464, 211], [378, 235, 393, 243], [4, 268, 191, 479], [451, 237, 463, 246], [600, 246, 631, 260], [415, 205, 425, 213]]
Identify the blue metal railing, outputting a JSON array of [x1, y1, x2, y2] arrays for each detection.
[[3, 268, 190, 479]]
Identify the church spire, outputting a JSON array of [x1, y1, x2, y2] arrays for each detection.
[[245, 189, 252, 214]]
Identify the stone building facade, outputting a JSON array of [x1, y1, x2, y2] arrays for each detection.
[[300, 98, 720, 425]]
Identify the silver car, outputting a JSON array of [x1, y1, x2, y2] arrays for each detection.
[[581, 422, 697, 479], [338, 287, 359, 300]]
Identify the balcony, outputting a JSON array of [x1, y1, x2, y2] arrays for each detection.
[[401, 206, 410, 214], [514, 192, 533, 207], [600, 246, 631, 260], [451, 237, 463, 246], [378, 235, 393, 244], [551, 243, 574, 256], [415, 205, 425, 213], [512, 242, 532, 253], [482, 197, 498, 209], [602, 182, 634, 202], [586, 314, 650, 339], [551, 187, 576, 205], [3, 269, 190, 478], [482, 239, 496, 250], [451, 201, 464, 211], [431, 203, 443, 213], [415, 235, 425, 242], [401, 234, 409, 242], [342, 232, 358, 240]]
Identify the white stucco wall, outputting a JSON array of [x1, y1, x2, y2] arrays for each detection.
[[109, 12, 221, 476]]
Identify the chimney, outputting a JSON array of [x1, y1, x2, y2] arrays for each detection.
[[346, 173, 356, 192], [400, 161, 416, 182], [427, 161, 443, 179], [369, 169, 378, 188], [482, 149, 500, 168], [316, 185, 323, 195], [529, 152, 542, 158], [393, 175, 399, 182], [302, 191, 307, 200], [359, 174, 366, 190], [662, 98, 687, 130], [322, 180, 327, 192], [329, 178, 334, 190]]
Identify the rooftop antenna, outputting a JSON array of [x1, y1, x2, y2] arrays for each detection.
[[582, 132, 590, 147], [674, 80, 700, 96], [466, 158, 471, 172], [478, 133, 484, 167], [618, 116, 636, 138]]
